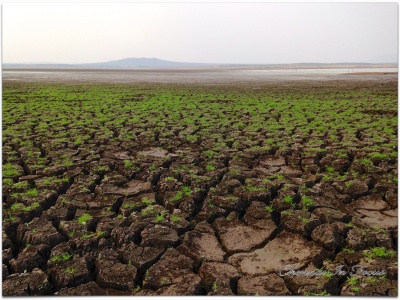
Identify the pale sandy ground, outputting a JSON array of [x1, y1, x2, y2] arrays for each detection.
[[2, 66, 397, 84]]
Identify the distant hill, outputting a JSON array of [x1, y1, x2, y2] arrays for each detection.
[[81, 57, 217, 68], [3, 57, 398, 70], [3, 57, 219, 69]]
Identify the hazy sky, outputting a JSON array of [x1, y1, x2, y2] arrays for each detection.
[[3, 2, 398, 64]]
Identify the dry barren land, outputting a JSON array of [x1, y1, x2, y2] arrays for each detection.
[[2, 70, 398, 296]]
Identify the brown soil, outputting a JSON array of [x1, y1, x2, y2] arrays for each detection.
[[2, 76, 397, 296]]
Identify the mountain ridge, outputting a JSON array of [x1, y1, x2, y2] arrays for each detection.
[[3, 57, 218, 69], [3, 57, 398, 69]]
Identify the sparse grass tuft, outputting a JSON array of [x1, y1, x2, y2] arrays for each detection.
[[265, 205, 274, 213], [78, 213, 92, 225], [363, 247, 396, 259], [51, 252, 73, 263], [301, 195, 313, 209]]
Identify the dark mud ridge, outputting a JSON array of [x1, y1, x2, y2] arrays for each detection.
[[2, 81, 398, 296]]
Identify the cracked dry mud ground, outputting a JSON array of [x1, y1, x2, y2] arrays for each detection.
[[2, 80, 398, 296]]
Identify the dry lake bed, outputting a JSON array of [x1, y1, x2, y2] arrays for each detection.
[[2, 66, 398, 296]]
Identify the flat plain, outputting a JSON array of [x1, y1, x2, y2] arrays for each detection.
[[2, 68, 398, 295]]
